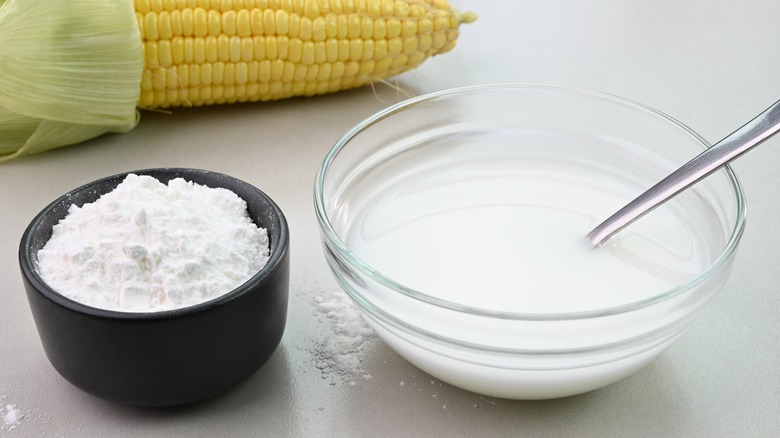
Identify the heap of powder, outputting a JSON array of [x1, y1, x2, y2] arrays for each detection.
[[37, 174, 270, 312], [312, 290, 376, 381], [1, 404, 24, 431]]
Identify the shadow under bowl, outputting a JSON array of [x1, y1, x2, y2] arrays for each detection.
[[19, 168, 290, 407]]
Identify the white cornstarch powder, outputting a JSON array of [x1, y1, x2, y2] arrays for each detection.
[[1, 403, 24, 431], [312, 289, 376, 381], [36, 174, 270, 312]]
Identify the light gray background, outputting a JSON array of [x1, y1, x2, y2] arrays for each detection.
[[2, 1, 779, 436]]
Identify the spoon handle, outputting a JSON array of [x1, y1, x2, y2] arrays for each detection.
[[587, 98, 780, 247]]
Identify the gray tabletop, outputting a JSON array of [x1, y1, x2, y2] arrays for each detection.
[[2, 1, 779, 436]]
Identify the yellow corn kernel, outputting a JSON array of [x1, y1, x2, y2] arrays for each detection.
[[165, 66, 178, 89], [177, 64, 190, 87], [246, 82, 260, 99], [349, 39, 363, 62], [259, 59, 272, 82], [253, 36, 266, 60], [323, 14, 338, 38], [335, 16, 348, 39], [262, 9, 275, 34], [265, 35, 278, 59], [373, 17, 387, 39], [223, 62, 235, 85], [409, 4, 425, 18], [271, 59, 284, 81], [247, 60, 260, 82], [145, 41, 159, 66], [189, 63, 201, 86], [347, 15, 361, 39], [144, 12, 159, 40], [158, 11, 174, 39], [250, 9, 264, 34], [291, 81, 306, 95], [386, 18, 402, 38], [236, 9, 252, 36], [275, 10, 290, 35], [331, 61, 345, 81], [282, 62, 295, 84], [141, 69, 153, 90], [418, 33, 433, 52], [316, 63, 331, 82], [357, 59, 375, 77], [224, 85, 237, 101], [366, 0, 381, 15], [211, 84, 224, 102], [301, 41, 315, 65], [407, 51, 425, 68], [235, 62, 248, 84], [277, 36, 290, 59], [188, 38, 200, 62], [151, 68, 166, 90], [150, 0, 165, 12], [361, 17, 374, 39], [293, 64, 307, 82], [288, 13, 301, 38], [402, 36, 418, 56], [205, 36, 218, 62], [201, 63, 213, 84], [181, 8, 194, 35], [432, 30, 447, 50], [390, 53, 408, 70], [401, 19, 416, 38], [158, 40, 173, 66], [288, 38, 304, 63], [217, 34, 230, 61], [380, 0, 394, 16], [241, 37, 254, 61], [302, 0, 319, 19], [136, 12, 146, 37], [304, 64, 318, 81], [221, 10, 237, 35], [325, 39, 338, 62], [328, 0, 343, 14], [374, 56, 392, 74], [361, 39, 374, 61], [394, 1, 410, 18], [208, 9, 222, 35], [170, 10, 183, 35], [133, 0, 474, 108], [387, 37, 402, 56], [311, 16, 327, 41], [193, 8, 208, 36], [137, 0, 152, 14]]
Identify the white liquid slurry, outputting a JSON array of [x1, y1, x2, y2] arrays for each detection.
[[337, 131, 719, 314]]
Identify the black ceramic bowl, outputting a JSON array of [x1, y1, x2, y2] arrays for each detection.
[[19, 168, 289, 406]]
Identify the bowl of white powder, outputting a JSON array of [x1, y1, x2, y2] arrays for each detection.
[[314, 84, 746, 400], [19, 168, 289, 406]]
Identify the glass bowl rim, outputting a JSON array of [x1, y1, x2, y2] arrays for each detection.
[[313, 83, 746, 321]]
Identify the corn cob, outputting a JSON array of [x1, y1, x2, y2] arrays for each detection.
[[136, 0, 477, 108], [0, 0, 476, 162]]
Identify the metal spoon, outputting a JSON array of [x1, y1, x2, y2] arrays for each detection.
[[587, 98, 780, 247]]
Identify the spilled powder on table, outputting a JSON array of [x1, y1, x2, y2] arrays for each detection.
[[1, 401, 25, 432], [0, 386, 53, 433], [311, 290, 376, 385], [308, 291, 502, 408]]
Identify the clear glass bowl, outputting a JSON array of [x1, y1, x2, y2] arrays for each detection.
[[314, 84, 745, 399]]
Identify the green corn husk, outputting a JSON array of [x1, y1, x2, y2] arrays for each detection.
[[0, 0, 143, 163]]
